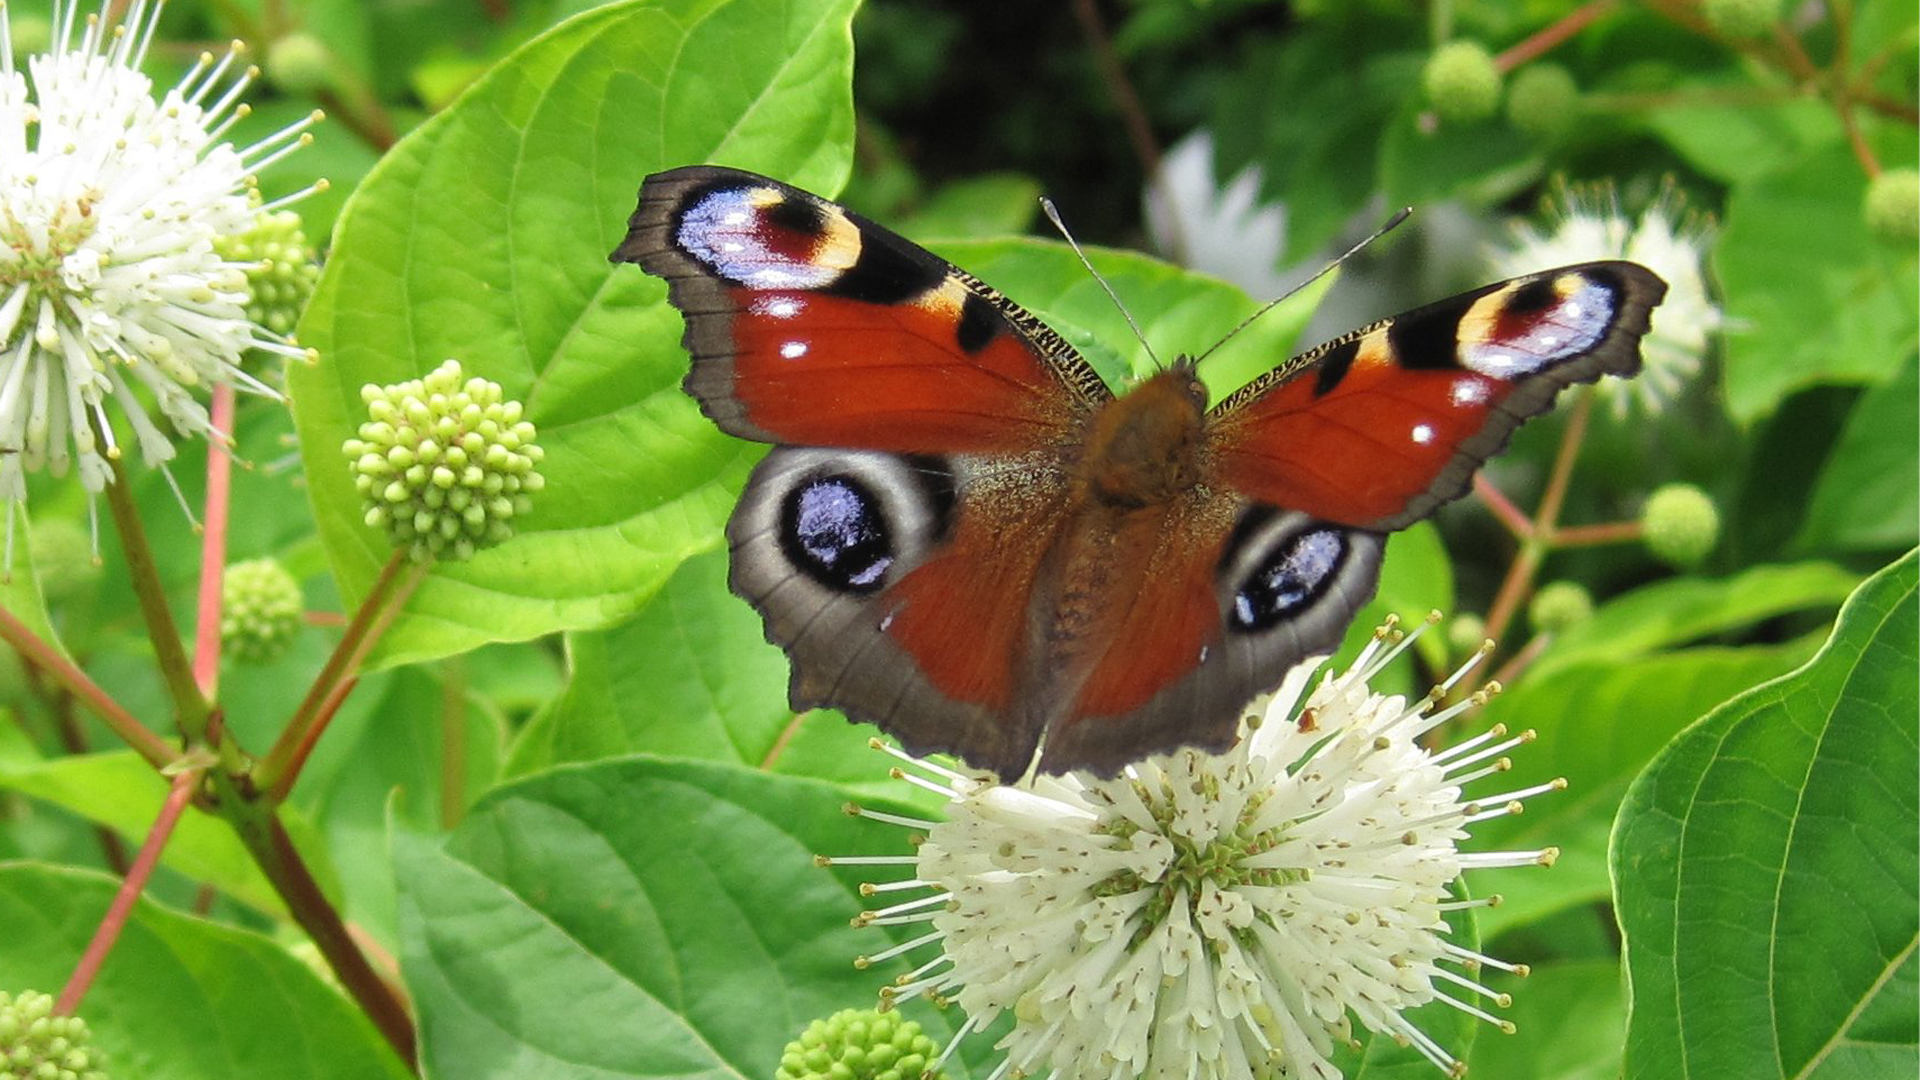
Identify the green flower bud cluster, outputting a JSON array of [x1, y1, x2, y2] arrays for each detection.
[[1506, 63, 1579, 139], [1529, 581, 1594, 633], [1702, 0, 1781, 37], [220, 558, 304, 665], [1423, 40, 1502, 123], [212, 206, 321, 337], [0, 990, 107, 1080], [1641, 483, 1720, 569], [344, 360, 545, 563], [27, 518, 100, 605], [1446, 613, 1488, 657], [775, 1008, 942, 1080], [265, 31, 336, 96], [1865, 169, 1919, 245]]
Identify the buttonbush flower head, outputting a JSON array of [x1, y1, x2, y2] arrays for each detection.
[[1490, 182, 1724, 418], [344, 359, 545, 563], [211, 197, 322, 339], [831, 618, 1561, 1080], [0, 988, 107, 1080], [0, 0, 321, 556], [1640, 482, 1720, 569], [220, 555, 302, 663]]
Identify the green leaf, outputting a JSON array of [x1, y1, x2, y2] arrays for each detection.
[[1533, 562, 1860, 677], [290, 0, 861, 667], [1644, 93, 1840, 185], [394, 756, 976, 1079], [1465, 960, 1625, 1080], [1614, 550, 1919, 1080], [1716, 144, 1920, 423], [1796, 353, 1920, 553], [0, 862, 409, 1080], [0, 752, 287, 915], [504, 549, 790, 776], [896, 172, 1043, 240], [1467, 640, 1817, 939]]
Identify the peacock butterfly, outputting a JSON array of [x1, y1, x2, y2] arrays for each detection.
[[610, 165, 1666, 781]]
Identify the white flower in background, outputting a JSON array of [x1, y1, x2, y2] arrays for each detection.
[[831, 619, 1562, 1080], [0, 0, 320, 552], [1490, 184, 1724, 416], [1145, 131, 1297, 299]]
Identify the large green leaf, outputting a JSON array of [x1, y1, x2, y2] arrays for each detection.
[[1716, 144, 1919, 423], [1467, 639, 1816, 940], [0, 862, 408, 1080], [1795, 353, 1920, 554], [1613, 550, 1918, 1080], [289, 0, 860, 667], [393, 756, 979, 1079], [1465, 960, 1625, 1080], [1532, 562, 1859, 678]]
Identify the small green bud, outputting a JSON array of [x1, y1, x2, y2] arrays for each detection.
[[220, 558, 304, 665], [1529, 581, 1593, 632], [774, 1008, 943, 1080], [1642, 483, 1720, 569], [1701, 0, 1781, 37], [1447, 613, 1488, 657], [212, 204, 322, 339], [1423, 41, 1502, 123], [1505, 63, 1579, 139], [0, 990, 107, 1080], [26, 518, 100, 605], [1864, 169, 1919, 245], [264, 31, 335, 95], [344, 360, 544, 562]]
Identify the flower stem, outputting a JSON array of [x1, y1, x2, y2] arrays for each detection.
[[1482, 389, 1595, 648], [104, 455, 213, 744], [0, 606, 177, 769], [1493, 0, 1617, 71], [1473, 474, 1534, 540], [219, 782, 418, 1070], [1549, 519, 1644, 547], [254, 551, 417, 802], [55, 767, 200, 1016], [192, 385, 237, 698]]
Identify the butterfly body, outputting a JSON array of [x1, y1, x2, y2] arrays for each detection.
[[612, 165, 1668, 780]]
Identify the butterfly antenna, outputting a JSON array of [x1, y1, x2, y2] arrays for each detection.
[[1190, 205, 1413, 369], [1041, 196, 1162, 370]]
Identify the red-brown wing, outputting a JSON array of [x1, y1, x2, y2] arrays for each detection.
[[1207, 262, 1668, 530], [611, 165, 1111, 455]]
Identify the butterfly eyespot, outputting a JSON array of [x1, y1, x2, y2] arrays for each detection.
[[1229, 527, 1348, 632], [781, 475, 895, 593]]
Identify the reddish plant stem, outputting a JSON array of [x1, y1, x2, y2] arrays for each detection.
[[1494, 0, 1616, 71], [1482, 389, 1596, 648], [224, 796, 417, 1069], [255, 551, 408, 799], [1474, 474, 1535, 540], [0, 607, 176, 769], [1490, 632, 1553, 689], [192, 385, 237, 698], [56, 768, 200, 1015], [263, 560, 423, 803], [1069, 0, 1178, 255], [1551, 519, 1644, 547], [1830, 0, 1884, 179]]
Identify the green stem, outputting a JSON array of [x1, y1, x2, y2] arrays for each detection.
[[253, 550, 412, 801], [218, 779, 418, 1070], [103, 456, 212, 745], [438, 657, 466, 830], [0, 606, 177, 769]]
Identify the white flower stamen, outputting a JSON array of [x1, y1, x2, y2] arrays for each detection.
[[0, 0, 320, 542], [839, 618, 1563, 1079]]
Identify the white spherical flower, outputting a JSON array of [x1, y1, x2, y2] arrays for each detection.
[[832, 620, 1562, 1080], [0, 0, 321, 555], [1490, 183, 1724, 417]]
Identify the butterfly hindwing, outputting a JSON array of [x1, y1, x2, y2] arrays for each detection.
[[1206, 261, 1668, 530]]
